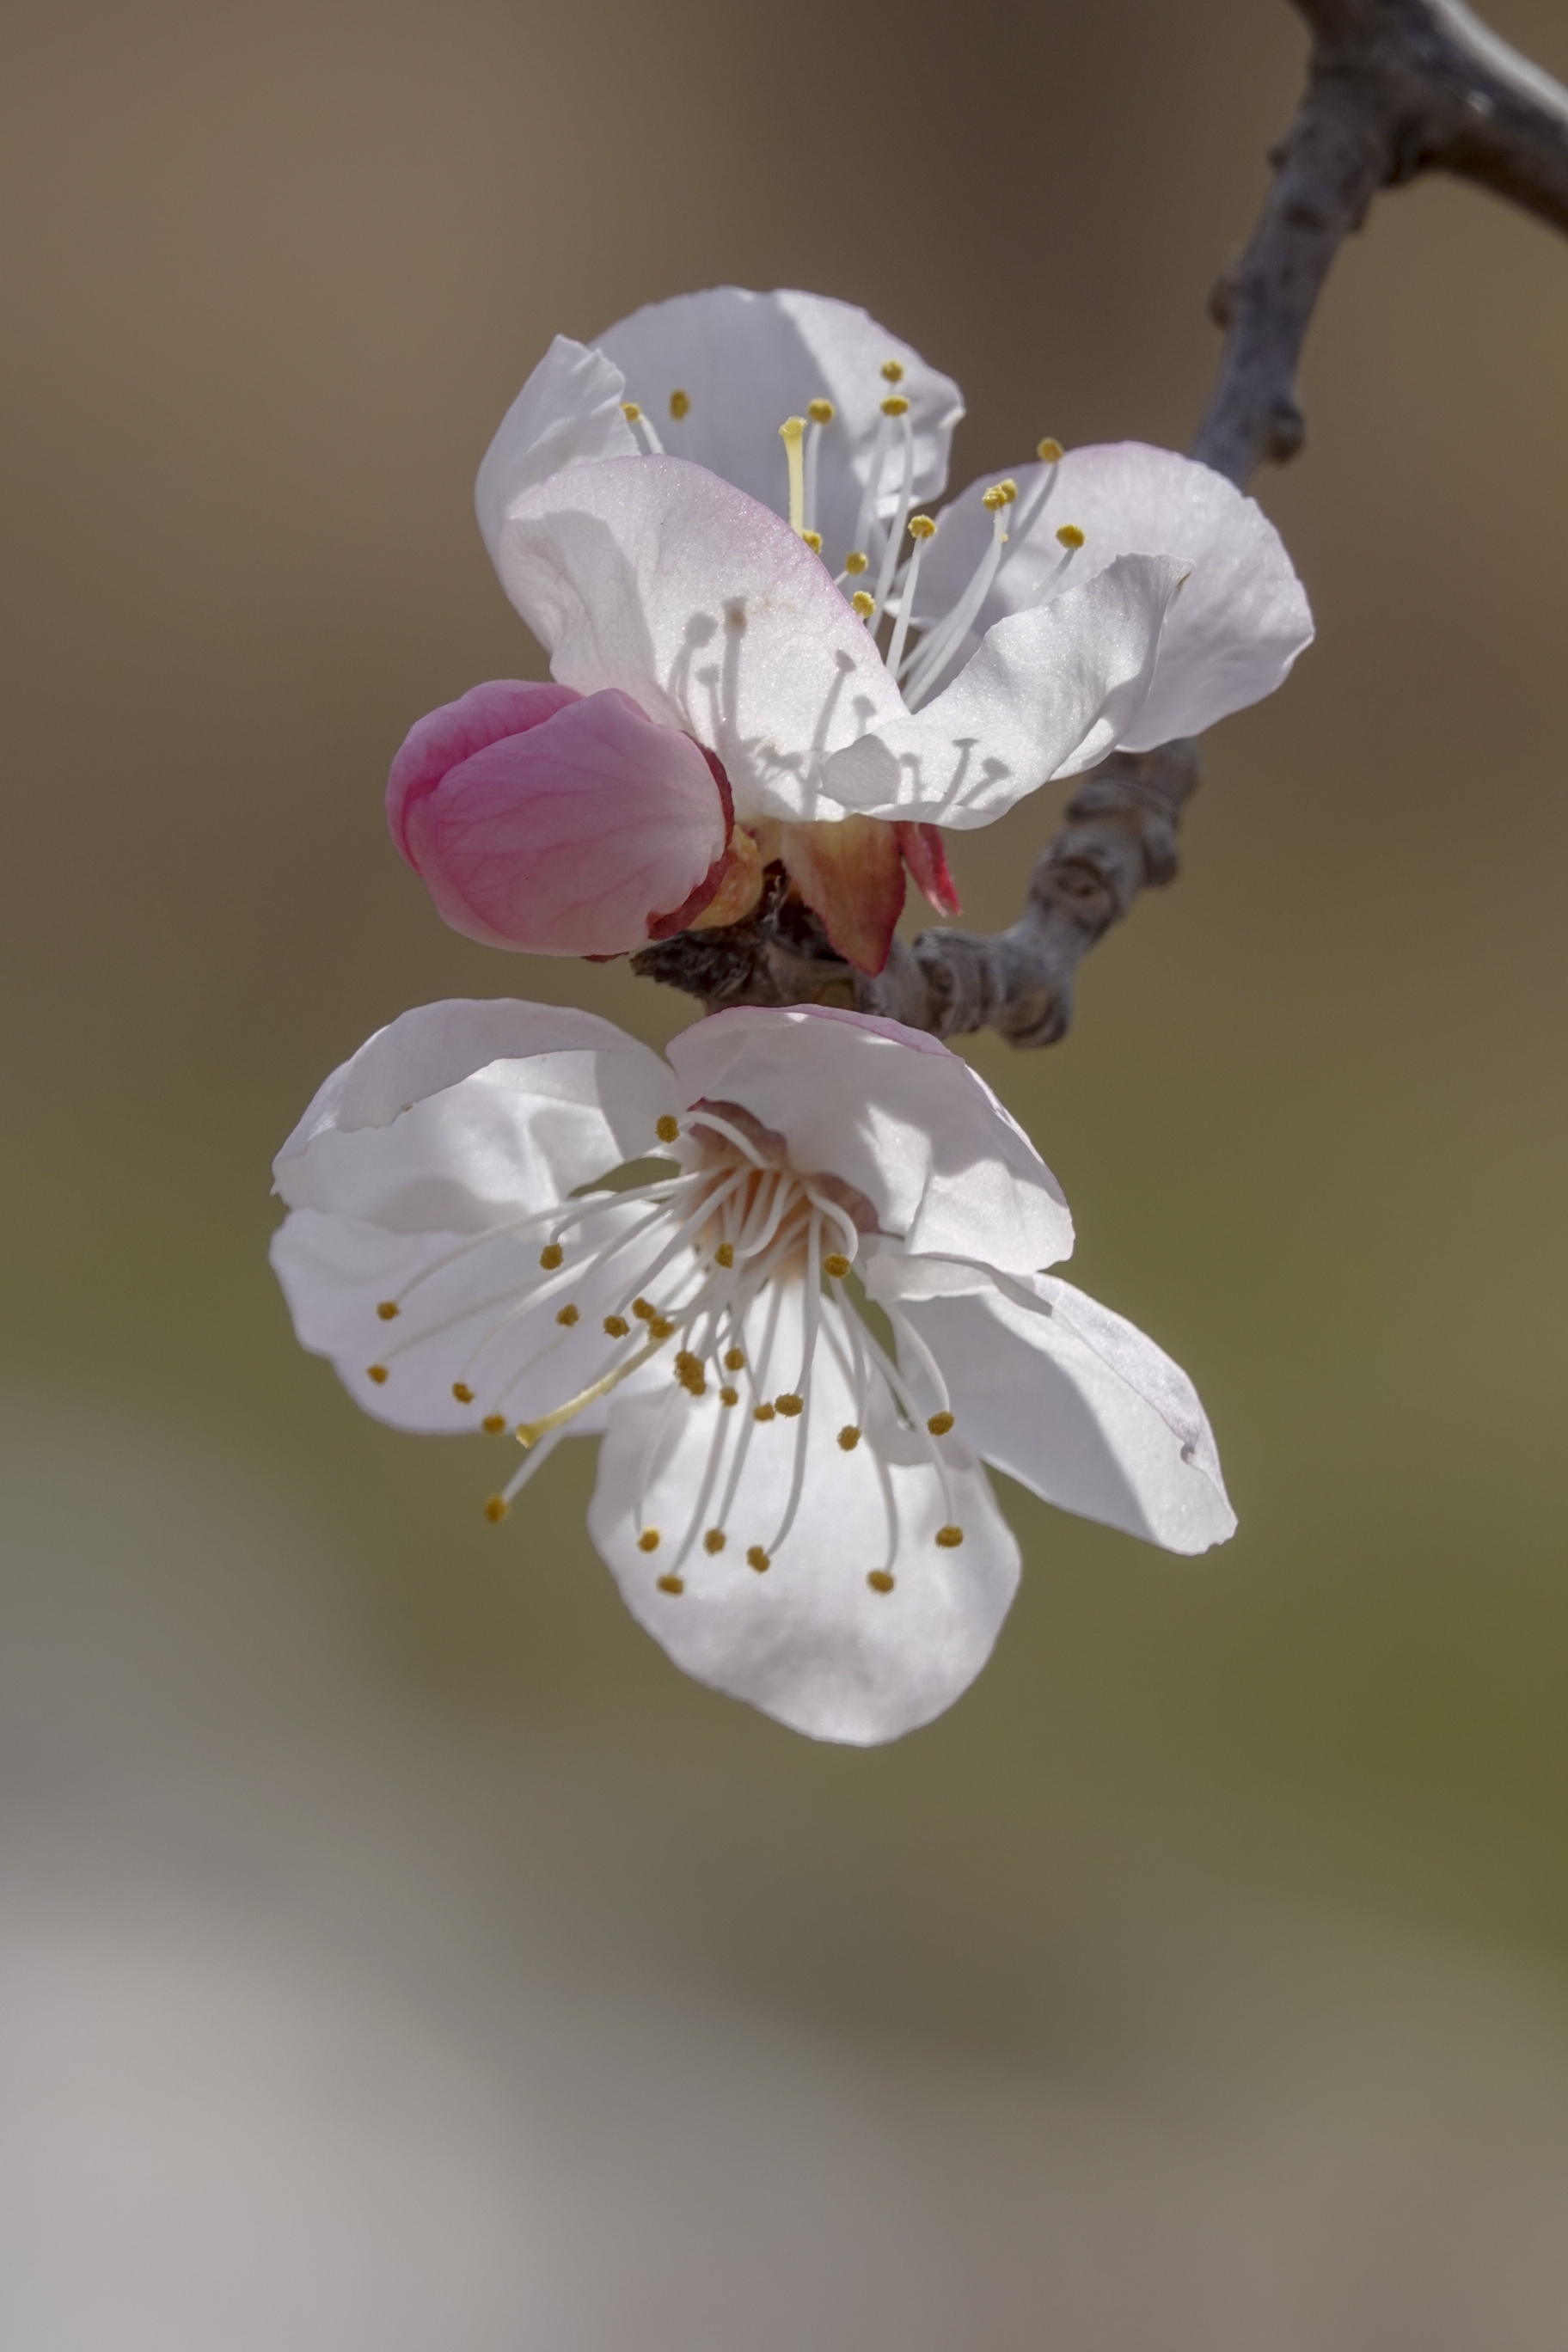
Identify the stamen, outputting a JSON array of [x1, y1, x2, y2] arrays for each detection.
[[754, 1403, 776, 1423], [804, 400, 833, 538], [747, 1547, 771, 1572], [720, 1386, 739, 1407], [779, 415, 807, 536], [484, 1496, 508, 1524], [514, 1330, 669, 1448], [935, 1525, 964, 1547], [1037, 436, 1063, 462], [633, 1299, 654, 1320], [540, 1243, 564, 1271], [483, 1414, 507, 1434], [867, 1569, 896, 1593], [809, 398, 836, 423], [1057, 523, 1085, 550], [724, 1347, 745, 1370], [849, 412, 891, 573], [622, 401, 665, 455], [452, 1382, 474, 1403], [555, 1303, 579, 1326], [377, 1301, 399, 1321], [928, 1411, 955, 1436], [842, 550, 869, 577], [885, 514, 934, 679], [603, 1314, 629, 1338], [838, 1424, 861, 1451], [656, 1113, 680, 1144], [823, 1252, 851, 1280], [879, 393, 910, 419], [902, 485, 1012, 709], [851, 590, 876, 622], [872, 406, 917, 617], [367, 1365, 388, 1384], [880, 359, 904, 383], [638, 1528, 661, 1552], [800, 530, 822, 553], [670, 389, 690, 420], [656, 1573, 684, 1595], [775, 1393, 804, 1417], [715, 1243, 734, 1268], [703, 1528, 726, 1554]]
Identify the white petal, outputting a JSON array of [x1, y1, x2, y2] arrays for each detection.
[[498, 456, 907, 824], [475, 336, 639, 568], [917, 444, 1313, 748], [819, 555, 1186, 824], [588, 1285, 1020, 1743], [269, 1198, 673, 1436], [665, 1005, 1074, 1273], [594, 286, 965, 567], [273, 1000, 679, 1230], [867, 1255, 1236, 1554]]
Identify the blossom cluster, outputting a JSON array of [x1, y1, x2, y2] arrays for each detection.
[[273, 286, 1309, 1742]]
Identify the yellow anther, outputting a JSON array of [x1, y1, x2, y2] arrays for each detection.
[[539, 1242, 564, 1270], [844, 549, 869, 575], [851, 590, 876, 620], [724, 1347, 746, 1370], [880, 394, 910, 418], [1057, 523, 1086, 549], [452, 1381, 475, 1404], [637, 1528, 661, 1553], [632, 1298, 654, 1320], [482, 1413, 506, 1434], [880, 359, 905, 383], [982, 484, 1009, 512], [747, 1546, 771, 1572], [935, 1524, 964, 1548], [1037, 436, 1063, 463], [837, 1424, 861, 1452], [555, 1303, 579, 1327], [997, 477, 1019, 503], [754, 1402, 776, 1423], [927, 1411, 955, 1436], [779, 415, 806, 532], [648, 1315, 676, 1341], [377, 1300, 399, 1321], [808, 398, 835, 424], [800, 529, 823, 552], [867, 1569, 896, 1593], [367, 1364, 389, 1384], [656, 1113, 680, 1143], [823, 1252, 851, 1279], [603, 1314, 630, 1338], [775, 1393, 805, 1418], [621, 401, 641, 423], [703, 1528, 726, 1554], [675, 1350, 701, 1375], [484, 1495, 509, 1524], [656, 1572, 684, 1595], [908, 514, 936, 541], [715, 1242, 735, 1268], [669, 389, 690, 420], [720, 1385, 739, 1407]]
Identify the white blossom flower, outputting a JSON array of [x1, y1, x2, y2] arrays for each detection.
[[271, 998, 1234, 1743], [475, 285, 1313, 850]]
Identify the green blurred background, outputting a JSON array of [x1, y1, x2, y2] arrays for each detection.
[[4, 0, 1567, 2341]]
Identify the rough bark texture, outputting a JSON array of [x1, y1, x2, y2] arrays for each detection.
[[632, 0, 1568, 1041]]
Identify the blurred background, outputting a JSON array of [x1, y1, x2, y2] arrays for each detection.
[[3, 0, 1567, 2342]]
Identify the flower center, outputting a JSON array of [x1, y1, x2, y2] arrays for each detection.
[[363, 1099, 965, 1589]]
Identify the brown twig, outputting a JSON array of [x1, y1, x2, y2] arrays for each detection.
[[633, 0, 1568, 1042]]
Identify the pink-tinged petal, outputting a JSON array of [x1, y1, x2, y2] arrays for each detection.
[[897, 822, 961, 917], [386, 680, 581, 866], [393, 687, 732, 959], [917, 444, 1312, 746], [665, 1004, 1073, 1273], [498, 456, 907, 826], [781, 816, 907, 975]]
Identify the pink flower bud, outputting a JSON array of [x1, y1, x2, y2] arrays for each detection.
[[387, 681, 732, 958]]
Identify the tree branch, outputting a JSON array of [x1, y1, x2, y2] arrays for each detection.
[[633, 0, 1568, 1040]]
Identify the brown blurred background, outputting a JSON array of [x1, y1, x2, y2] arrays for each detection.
[[3, 1, 1568, 2342]]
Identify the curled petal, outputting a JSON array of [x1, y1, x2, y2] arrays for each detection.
[[273, 1000, 679, 1229], [475, 335, 639, 567], [595, 286, 964, 567], [867, 1255, 1236, 1554], [665, 1004, 1074, 1274], [916, 443, 1313, 747], [588, 1285, 1019, 1745], [390, 684, 732, 959], [781, 814, 907, 975], [821, 556, 1186, 826], [498, 456, 905, 825]]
